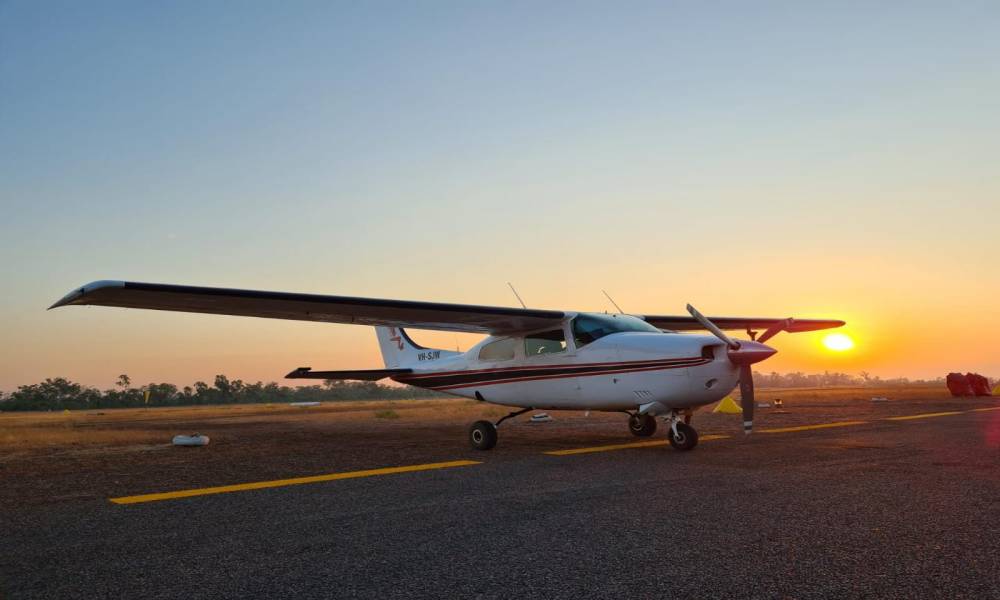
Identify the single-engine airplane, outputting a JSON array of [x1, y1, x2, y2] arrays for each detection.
[[51, 281, 844, 451]]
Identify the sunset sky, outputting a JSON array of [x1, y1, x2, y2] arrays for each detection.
[[2, 2, 998, 391]]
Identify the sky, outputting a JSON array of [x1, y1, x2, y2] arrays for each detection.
[[1, 1, 998, 391]]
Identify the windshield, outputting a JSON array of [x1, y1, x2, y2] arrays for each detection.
[[571, 313, 661, 348]]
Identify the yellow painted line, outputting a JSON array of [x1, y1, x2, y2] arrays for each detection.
[[969, 407, 1000, 412], [886, 411, 962, 421], [110, 460, 482, 505], [760, 421, 867, 434], [545, 434, 729, 456]]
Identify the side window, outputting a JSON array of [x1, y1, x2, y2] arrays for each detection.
[[525, 329, 567, 356], [478, 337, 515, 361]]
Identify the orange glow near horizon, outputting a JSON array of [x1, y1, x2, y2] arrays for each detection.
[[6, 271, 997, 392]]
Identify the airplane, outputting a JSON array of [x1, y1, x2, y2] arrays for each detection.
[[50, 280, 844, 451]]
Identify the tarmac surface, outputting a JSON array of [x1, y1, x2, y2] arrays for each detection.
[[4, 391, 1000, 598]]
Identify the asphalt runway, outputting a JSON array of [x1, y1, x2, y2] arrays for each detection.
[[5, 403, 1000, 598]]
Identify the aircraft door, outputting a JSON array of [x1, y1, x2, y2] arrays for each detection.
[[518, 326, 580, 409]]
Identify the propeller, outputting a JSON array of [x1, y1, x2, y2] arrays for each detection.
[[738, 364, 755, 435], [686, 304, 776, 435], [685, 304, 739, 350]]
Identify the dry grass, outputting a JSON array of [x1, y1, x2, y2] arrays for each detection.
[[0, 427, 166, 448], [0, 397, 486, 450]]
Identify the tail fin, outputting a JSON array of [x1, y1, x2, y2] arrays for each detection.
[[375, 326, 457, 368]]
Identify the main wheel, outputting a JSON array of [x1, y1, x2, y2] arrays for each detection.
[[628, 413, 657, 437], [469, 420, 498, 451], [668, 422, 699, 451]]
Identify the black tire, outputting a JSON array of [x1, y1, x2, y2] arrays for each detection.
[[668, 422, 699, 451], [628, 413, 657, 437], [469, 420, 498, 451]]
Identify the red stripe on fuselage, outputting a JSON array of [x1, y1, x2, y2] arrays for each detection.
[[400, 357, 703, 380], [427, 358, 712, 391]]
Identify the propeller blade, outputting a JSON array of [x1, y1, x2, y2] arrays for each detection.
[[739, 364, 754, 434], [686, 304, 740, 350]]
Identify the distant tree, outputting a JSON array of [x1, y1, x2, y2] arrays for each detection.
[[116, 374, 131, 390], [145, 383, 178, 405]]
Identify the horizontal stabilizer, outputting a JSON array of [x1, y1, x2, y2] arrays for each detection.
[[285, 367, 412, 381]]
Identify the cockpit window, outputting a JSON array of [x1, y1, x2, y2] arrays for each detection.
[[525, 329, 567, 356], [572, 313, 661, 348]]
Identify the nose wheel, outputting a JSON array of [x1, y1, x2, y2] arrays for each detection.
[[665, 411, 699, 451], [668, 422, 699, 450]]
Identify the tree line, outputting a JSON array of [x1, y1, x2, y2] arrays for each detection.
[[0, 371, 969, 412], [0, 374, 441, 412]]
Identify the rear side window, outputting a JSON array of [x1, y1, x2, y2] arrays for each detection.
[[525, 329, 567, 356], [479, 338, 515, 361]]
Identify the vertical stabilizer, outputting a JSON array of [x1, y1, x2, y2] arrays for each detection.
[[374, 326, 457, 368]]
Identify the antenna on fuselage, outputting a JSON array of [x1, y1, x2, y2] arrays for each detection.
[[602, 290, 624, 314], [507, 282, 528, 309]]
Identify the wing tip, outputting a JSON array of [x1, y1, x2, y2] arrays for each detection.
[[786, 321, 847, 333], [48, 280, 126, 310]]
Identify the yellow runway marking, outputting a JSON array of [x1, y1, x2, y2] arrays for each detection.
[[969, 407, 1000, 412], [760, 421, 867, 434], [545, 434, 729, 456], [110, 460, 481, 505], [886, 411, 962, 421]]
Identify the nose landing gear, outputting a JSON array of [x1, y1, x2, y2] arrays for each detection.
[[664, 410, 698, 451]]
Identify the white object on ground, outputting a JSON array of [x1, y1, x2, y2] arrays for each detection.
[[173, 434, 210, 446], [757, 402, 771, 408], [289, 401, 321, 407], [530, 412, 553, 423], [871, 397, 889, 402]]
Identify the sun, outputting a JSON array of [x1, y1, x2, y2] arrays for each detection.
[[822, 333, 855, 352]]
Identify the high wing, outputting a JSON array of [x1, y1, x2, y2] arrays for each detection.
[[50, 280, 844, 337], [49, 281, 565, 335]]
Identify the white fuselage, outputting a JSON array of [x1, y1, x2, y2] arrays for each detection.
[[393, 321, 740, 413]]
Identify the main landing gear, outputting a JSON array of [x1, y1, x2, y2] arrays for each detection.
[[469, 407, 533, 451], [628, 413, 657, 437]]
